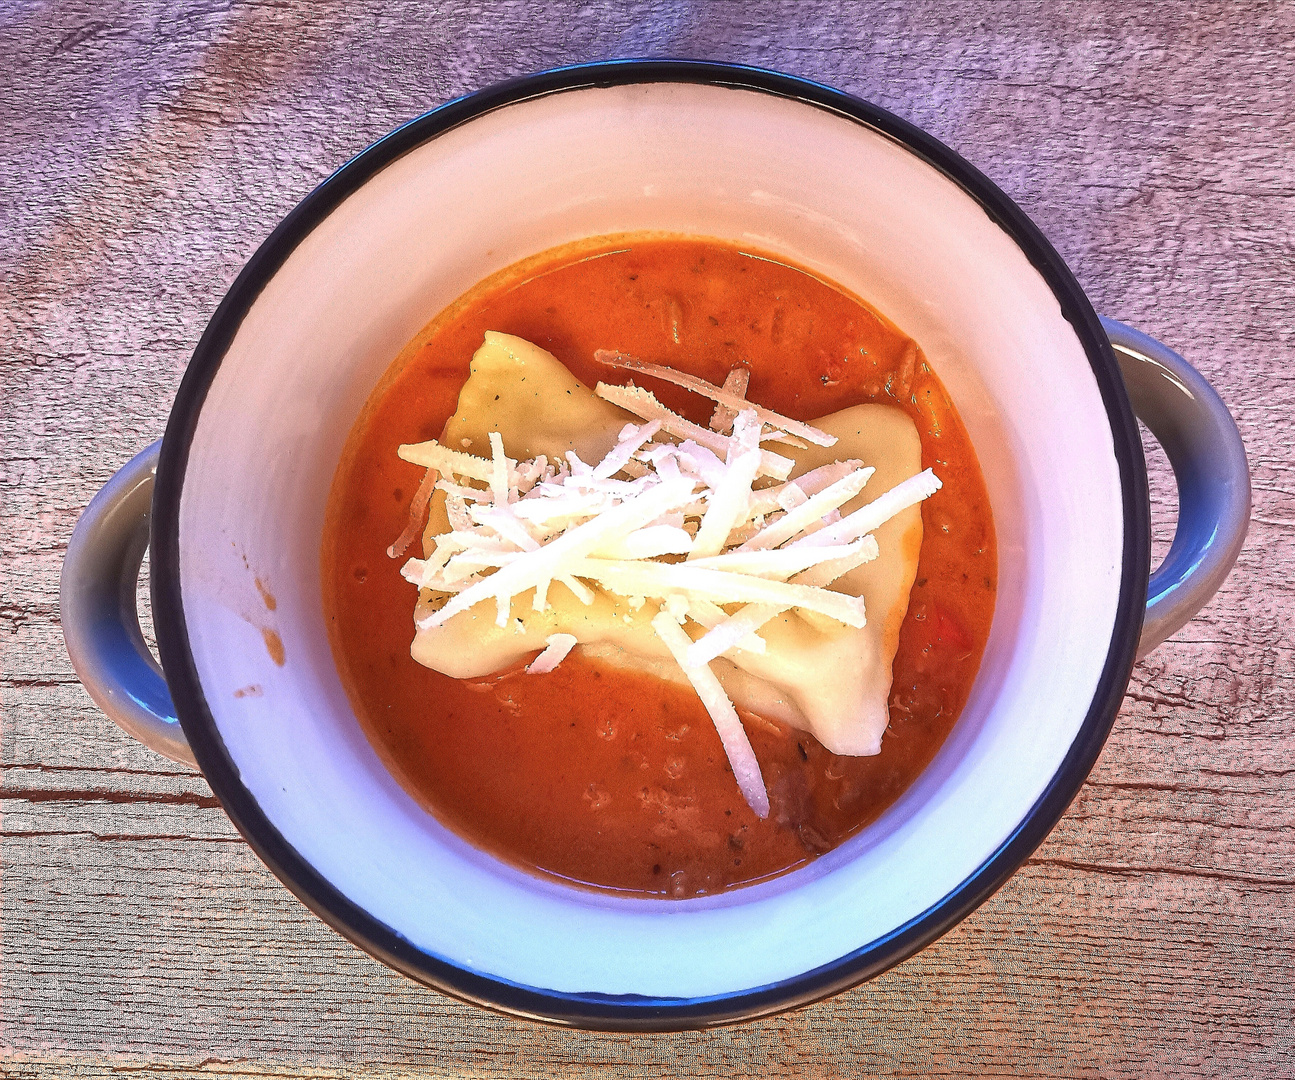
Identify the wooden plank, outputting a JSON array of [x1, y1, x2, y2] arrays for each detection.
[[3, 0, 1292, 1076]]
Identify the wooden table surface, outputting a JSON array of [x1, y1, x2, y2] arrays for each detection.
[[3, 1, 1292, 1076]]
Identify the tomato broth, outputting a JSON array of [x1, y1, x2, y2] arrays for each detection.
[[323, 235, 997, 897]]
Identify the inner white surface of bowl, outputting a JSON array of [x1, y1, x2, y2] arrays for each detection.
[[177, 81, 1123, 998]]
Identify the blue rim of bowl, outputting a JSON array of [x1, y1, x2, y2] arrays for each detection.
[[152, 59, 1150, 1031]]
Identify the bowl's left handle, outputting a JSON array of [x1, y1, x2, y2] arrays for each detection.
[[60, 441, 196, 766]]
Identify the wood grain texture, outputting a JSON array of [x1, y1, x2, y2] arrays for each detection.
[[2, 0, 1291, 1076]]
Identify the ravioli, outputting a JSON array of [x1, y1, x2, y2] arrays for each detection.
[[410, 332, 924, 757]]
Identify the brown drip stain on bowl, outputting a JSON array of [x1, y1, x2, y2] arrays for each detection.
[[255, 577, 278, 612], [231, 549, 285, 664], [240, 568, 283, 665], [261, 627, 285, 666]]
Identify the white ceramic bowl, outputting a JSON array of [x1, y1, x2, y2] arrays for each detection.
[[61, 62, 1249, 1029]]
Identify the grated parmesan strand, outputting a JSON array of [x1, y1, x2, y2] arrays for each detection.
[[686, 603, 789, 668], [742, 460, 863, 522], [789, 534, 881, 588], [709, 366, 750, 434], [556, 575, 595, 605], [488, 432, 512, 505], [526, 633, 578, 674], [593, 524, 694, 560], [686, 598, 767, 654], [685, 540, 874, 580], [689, 411, 764, 559], [594, 382, 794, 481], [595, 351, 837, 447], [788, 469, 942, 550], [651, 612, 769, 818], [387, 465, 439, 559], [737, 468, 875, 552], [563, 558, 868, 627], [398, 442, 494, 482], [593, 420, 662, 479]]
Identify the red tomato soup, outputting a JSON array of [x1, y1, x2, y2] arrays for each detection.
[[322, 235, 996, 897]]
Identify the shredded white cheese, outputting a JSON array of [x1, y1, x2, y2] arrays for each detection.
[[526, 633, 578, 674], [689, 411, 764, 559], [395, 364, 942, 816], [651, 612, 770, 819], [708, 367, 750, 434], [686, 602, 789, 668], [593, 382, 795, 481], [737, 468, 876, 552], [596, 350, 838, 447]]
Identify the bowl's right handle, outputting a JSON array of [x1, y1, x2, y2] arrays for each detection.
[[1102, 316, 1251, 659]]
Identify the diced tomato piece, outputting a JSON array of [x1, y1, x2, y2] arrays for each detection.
[[928, 604, 971, 651]]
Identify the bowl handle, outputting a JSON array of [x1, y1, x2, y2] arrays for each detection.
[[1102, 317, 1251, 659], [60, 441, 196, 765]]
